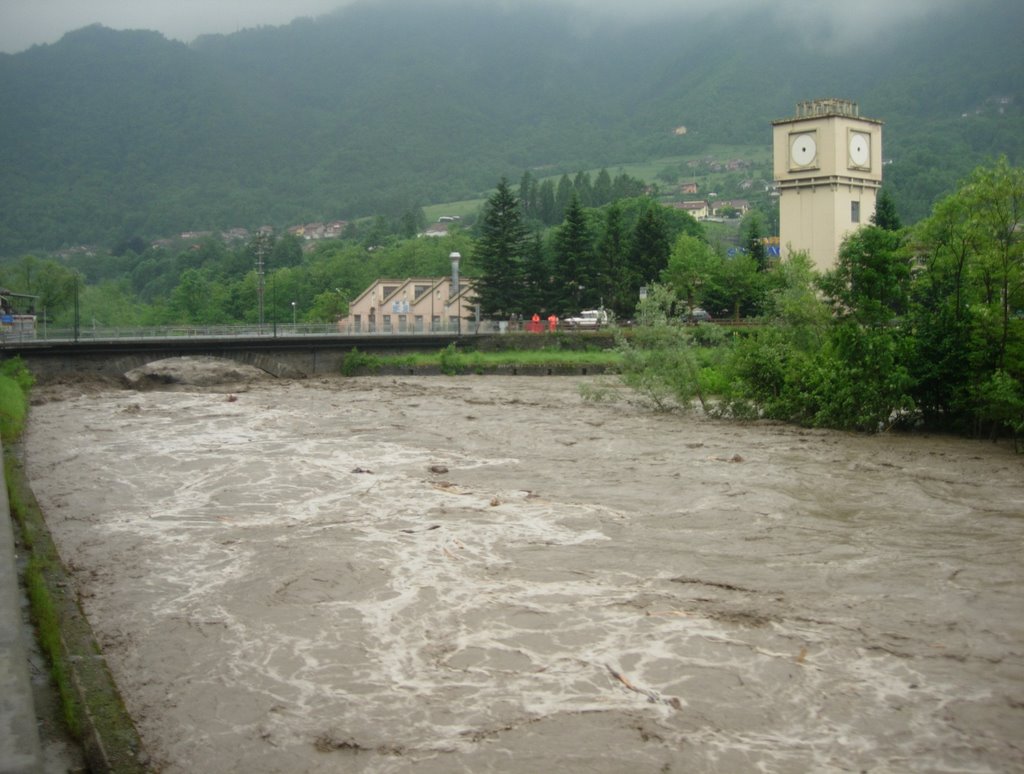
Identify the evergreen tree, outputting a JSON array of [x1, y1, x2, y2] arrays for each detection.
[[518, 170, 537, 221], [473, 178, 529, 318], [538, 179, 557, 225], [573, 171, 593, 207], [595, 203, 630, 315], [629, 203, 672, 286], [871, 188, 903, 231], [613, 172, 647, 201], [593, 168, 613, 207], [551, 193, 594, 312], [741, 211, 769, 271], [555, 174, 573, 222], [522, 231, 551, 314]]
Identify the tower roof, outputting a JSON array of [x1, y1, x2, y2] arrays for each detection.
[[772, 98, 883, 126]]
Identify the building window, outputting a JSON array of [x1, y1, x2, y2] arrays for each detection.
[[414, 315, 424, 332], [383, 314, 392, 333], [353, 314, 361, 333], [851, 201, 861, 224]]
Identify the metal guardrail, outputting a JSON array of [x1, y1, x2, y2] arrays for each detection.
[[0, 322, 490, 344], [0, 319, 758, 347]]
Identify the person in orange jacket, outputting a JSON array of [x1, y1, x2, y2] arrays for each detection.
[[547, 313, 558, 331]]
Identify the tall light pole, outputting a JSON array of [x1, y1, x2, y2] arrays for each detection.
[[73, 274, 80, 342], [291, 301, 296, 326], [450, 251, 461, 336]]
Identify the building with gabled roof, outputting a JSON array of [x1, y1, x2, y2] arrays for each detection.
[[341, 275, 479, 334], [673, 200, 710, 219]]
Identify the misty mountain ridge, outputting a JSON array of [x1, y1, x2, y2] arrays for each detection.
[[0, 0, 1021, 255]]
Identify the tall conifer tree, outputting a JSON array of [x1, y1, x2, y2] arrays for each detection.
[[596, 203, 629, 315], [474, 178, 528, 317], [630, 204, 671, 285], [551, 193, 594, 312]]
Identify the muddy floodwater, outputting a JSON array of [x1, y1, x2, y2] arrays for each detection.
[[22, 371, 1024, 773]]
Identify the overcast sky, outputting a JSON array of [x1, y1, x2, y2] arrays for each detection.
[[0, 0, 977, 55]]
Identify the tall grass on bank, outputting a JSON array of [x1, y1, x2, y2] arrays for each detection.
[[341, 344, 622, 376]]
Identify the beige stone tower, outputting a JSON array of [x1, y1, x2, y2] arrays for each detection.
[[772, 99, 882, 271]]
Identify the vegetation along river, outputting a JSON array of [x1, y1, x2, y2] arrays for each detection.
[[22, 364, 1024, 773]]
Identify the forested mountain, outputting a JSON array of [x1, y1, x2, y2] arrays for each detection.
[[0, 0, 1021, 256]]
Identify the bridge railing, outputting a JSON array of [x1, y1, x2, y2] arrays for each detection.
[[6, 322, 480, 343]]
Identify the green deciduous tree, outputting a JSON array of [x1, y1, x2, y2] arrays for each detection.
[[662, 233, 716, 316], [712, 251, 762, 321], [271, 232, 304, 268], [907, 158, 1024, 433], [818, 225, 911, 328]]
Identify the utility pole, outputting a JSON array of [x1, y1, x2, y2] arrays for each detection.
[[253, 231, 271, 332]]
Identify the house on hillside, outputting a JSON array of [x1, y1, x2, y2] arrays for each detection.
[[341, 275, 478, 333], [288, 222, 348, 240], [673, 200, 710, 220], [419, 222, 449, 238], [325, 221, 348, 238], [680, 181, 699, 194], [712, 199, 750, 217], [221, 227, 251, 242]]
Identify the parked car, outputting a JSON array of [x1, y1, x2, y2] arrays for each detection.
[[683, 307, 712, 323], [563, 309, 610, 329]]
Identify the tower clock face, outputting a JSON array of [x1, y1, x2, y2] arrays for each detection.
[[849, 132, 871, 169], [790, 132, 817, 168]]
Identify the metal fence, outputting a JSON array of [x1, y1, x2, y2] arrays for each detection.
[[1, 321, 493, 344]]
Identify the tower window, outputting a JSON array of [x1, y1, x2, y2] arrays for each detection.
[[851, 201, 861, 223]]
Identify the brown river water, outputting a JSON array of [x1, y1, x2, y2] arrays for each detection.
[[22, 364, 1024, 773]]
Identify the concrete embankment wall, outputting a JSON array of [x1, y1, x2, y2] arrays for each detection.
[[3, 440, 149, 774], [0, 436, 43, 773]]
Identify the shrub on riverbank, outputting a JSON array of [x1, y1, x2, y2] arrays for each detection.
[[340, 344, 622, 376]]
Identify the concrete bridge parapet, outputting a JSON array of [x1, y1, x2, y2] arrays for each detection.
[[0, 334, 465, 382]]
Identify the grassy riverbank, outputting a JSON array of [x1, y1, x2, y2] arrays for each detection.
[[342, 341, 624, 376]]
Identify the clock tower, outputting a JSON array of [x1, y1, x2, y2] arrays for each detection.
[[772, 99, 883, 271]]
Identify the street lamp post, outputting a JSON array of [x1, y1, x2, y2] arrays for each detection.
[[291, 301, 296, 327], [450, 252, 461, 336]]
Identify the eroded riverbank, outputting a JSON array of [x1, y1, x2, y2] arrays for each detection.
[[23, 372, 1024, 773]]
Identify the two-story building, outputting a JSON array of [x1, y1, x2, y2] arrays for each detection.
[[341, 276, 478, 334], [673, 200, 710, 220], [712, 199, 751, 217]]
